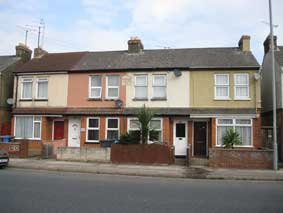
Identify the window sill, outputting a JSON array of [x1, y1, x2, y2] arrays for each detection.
[[215, 145, 253, 148], [151, 98, 167, 101], [214, 98, 231, 101], [85, 141, 100, 144], [19, 99, 32, 102], [132, 98, 148, 101], [88, 98, 102, 101], [105, 98, 119, 101], [14, 138, 41, 141], [234, 98, 251, 101], [34, 99, 48, 102]]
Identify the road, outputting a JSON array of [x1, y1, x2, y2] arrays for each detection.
[[0, 168, 282, 213]]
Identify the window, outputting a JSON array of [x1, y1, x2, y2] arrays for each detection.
[[21, 78, 33, 99], [135, 75, 147, 99], [128, 118, 141, 141], [15, 116, 41, 139], [36, 78, 48, 99], [216, 118, 252, 146], [106, 75, 119, 99], [106, 118, 119, 140], [214, 74, 229, 99], [152, 75, 166, 99], [234, 74, 249, 99], [86, 117, 99, 142], [89, 76, 102, 98]]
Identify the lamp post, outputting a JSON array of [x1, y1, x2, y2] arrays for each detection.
[[268, 0, 278, 170]]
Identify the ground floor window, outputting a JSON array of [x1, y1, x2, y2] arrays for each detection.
[[216, 118, 252, 146], [15, 116, 41, 139], [86, 117, 99, 142], [106, 118, 119, 140]]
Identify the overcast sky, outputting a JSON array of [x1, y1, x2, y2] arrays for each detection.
[[0, 0, 282, 62]]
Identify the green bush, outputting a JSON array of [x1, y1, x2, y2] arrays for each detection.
[[222, 128, 241, 148], [119, 132, 140, 144]]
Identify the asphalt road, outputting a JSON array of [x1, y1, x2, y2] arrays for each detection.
[[0, 168, 283, 213]]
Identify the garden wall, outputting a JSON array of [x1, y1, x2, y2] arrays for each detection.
[[111, 144, 175, 165], [209, 148, 273, 169]]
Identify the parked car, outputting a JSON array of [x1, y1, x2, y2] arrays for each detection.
[[0, 150, 9, 168]]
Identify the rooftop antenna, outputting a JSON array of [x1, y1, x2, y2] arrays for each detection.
[[26, 18, 45, 48], [16, 25, 37, 46]]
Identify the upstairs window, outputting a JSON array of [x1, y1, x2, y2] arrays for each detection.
[[21, 78, 33, 99], [106, 118, 119, 140], [36, 78, 48, 99], [234, 74, 249, 99], [214, 74, 229, 99], [152, 75, 166, 99], [106, 75, 119, 99], [89, 75, 102, 99], [86, 117, 100, 142], [135, 75, 147, 99]]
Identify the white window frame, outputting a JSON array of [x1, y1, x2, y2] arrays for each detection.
[[134, 75, 148, 99], [86, 117, 100, 143], [36, 78, 48, 99], [234, 73, 250, 100], [149, 118, 163, 143], [106, 75, 119, 99], [216, 118, 253, 147], [89, 75, 102, 99], [21, 78, 33, 100], [214, 74, 230, 100], [105, 117, 120, 140], [14, 115, 42, 140], [152, 75, 167, 99]]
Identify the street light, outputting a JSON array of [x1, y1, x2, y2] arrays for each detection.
[[268, 0, 278, 170]]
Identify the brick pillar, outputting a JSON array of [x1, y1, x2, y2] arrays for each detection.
[[100, 116, 106, 140], [10, 116, 15, 135], [211, 118, 216, 147], [80, 117, 86, 147], [253, 117, 262, 148], [188, 121, 193, 156], [163, 117, 170, 144], [120, 116, 127, 135]]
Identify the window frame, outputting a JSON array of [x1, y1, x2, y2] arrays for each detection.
[[234, 73, 250, 100], [216, 118, 253, 147], [134, 75, 148, 99], [36, 78, 48, 100], [21, 78, 33, 100], [106, 75, 119, 100], [14, 115, 42, 140], [152, 75, 167, 99], [214, 74, 230, 100], [89, 75, 102, 99], [86, 117, 100, 143], [105, 117, 120, 140]]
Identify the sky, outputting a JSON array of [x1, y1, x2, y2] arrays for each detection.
[[0, 0, 282, 63]]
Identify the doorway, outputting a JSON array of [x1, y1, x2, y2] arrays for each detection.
[[193, 121, 207, 157]]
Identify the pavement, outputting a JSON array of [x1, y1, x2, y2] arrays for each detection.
[[7, 158, 283, 181]]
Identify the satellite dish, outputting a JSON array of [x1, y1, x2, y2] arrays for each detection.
[[115, 99, 123, 108], [174, 69, 182, 77], [6, 98, 14, 105], [254, 73, 261, 80]]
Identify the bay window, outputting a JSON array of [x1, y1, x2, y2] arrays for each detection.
[[89, 75, 102, 98], [214, 74, 229, 99], [86, 117, 100, 142], [21, 78, 33, 99], [15, 116, 41, 139], [152, 75, 166, 99], [106, 75, 119, 99], [134, 75, 147, 99], [234, 74, 249, 99], [36, 78, 48, 99], [106, 118, 119, 140], [216, 118, 252, 146]]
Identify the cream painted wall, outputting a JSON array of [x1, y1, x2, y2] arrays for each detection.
[[15, 74, 68, 107], [190, 70, 261, 108], [125, 71, 190, 108]]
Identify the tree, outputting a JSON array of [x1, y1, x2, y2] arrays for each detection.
[[137, 104, 155, 144], [222, 128, 241, 149]]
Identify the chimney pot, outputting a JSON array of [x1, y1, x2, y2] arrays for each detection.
[[128, 37, 144, 54], [238, 35, 251, 52], [34, 47, 48, 58], [15, 43, 32, 62], [263, 35, 278, 54]]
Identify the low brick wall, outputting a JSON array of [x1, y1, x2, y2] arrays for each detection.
[[209, 148, 273, 169], [42, 139, 67, 157], [57, 147, 111, 163], [111, 144, 175, 165], [27, 141, 43, 157], [0, 142, 28, 158]]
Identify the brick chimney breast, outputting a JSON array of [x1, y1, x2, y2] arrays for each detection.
[[34, 47, 48, 58], [15, 43, 32, 62], [238, 35, 251, 52], [263, 35, 278, 54], [128, 37, 144, 54]]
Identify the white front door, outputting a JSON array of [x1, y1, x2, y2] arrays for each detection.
[[68, 118, 81, 147], [174, 121, 187, 156]]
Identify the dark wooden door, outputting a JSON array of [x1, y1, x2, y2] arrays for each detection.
[[54, 121, 64, 140], [194, 122, 207, 156]]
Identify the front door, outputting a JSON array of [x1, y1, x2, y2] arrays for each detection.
[[174, 121, 187, 156], [68, 118, 81, 147], [53, 121, 64, 140], [193, 122, 207, 156]]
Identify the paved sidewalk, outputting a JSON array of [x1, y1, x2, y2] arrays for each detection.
[[8, 158, 283, 181]]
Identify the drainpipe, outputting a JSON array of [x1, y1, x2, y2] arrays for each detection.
[[15, 75, 18, 108]]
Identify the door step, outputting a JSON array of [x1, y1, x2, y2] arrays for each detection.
[[174, 157, 187, 166], [189, 158, 208, 166]]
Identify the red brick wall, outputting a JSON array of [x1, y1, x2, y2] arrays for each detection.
[[253, 117, 262, 148], [163, 117, 170, 144], [211, 118, 216, 147]]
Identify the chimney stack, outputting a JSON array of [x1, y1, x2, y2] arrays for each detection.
[[15, 43, 32, 62], [238, 35, 250, 52], [128, 37, 144, 54], [34, 47, 48, 58], [263, 35, 278, 54]]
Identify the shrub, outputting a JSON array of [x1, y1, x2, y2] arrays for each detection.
[[119, 132, 140, 144], [222, 128, 241, 148]]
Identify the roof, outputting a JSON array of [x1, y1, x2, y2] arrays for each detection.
[[275, 46, 283, 67], [16, 52, 87, 73], [0, 55, 19, 71], [16, 47, 260, 73]]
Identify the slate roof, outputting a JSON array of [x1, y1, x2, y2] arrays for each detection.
[[0, 55, 19, 71], [275, 46, 283, 66], [16, 47, 260, 73]]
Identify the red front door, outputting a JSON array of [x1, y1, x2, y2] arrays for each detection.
[[53, 121, 64, 140]]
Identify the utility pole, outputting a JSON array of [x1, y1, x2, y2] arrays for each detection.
[[269, 0, 278, 170]]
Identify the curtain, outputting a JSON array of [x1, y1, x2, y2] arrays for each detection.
[[216, 75, 228, 84], [38, 81, 48, 98], [15, 117, 33, 138], [91, 76, 102, 86], [236, 86, 248, 97], [216, 86, 228, 97], [236, 126, 251, 146], [135, 86, 147, 98], [108, 88, 118, 97], [34, 122, 40, 138], [23, 82, 32, 98], [91, 88, 101, 97], [107, 130, 119, 140], [153, 87, 166, 98], [108, 76, 119, 86]]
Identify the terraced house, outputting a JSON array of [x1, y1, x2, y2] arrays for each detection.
[[11, 35, 261, 161]]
